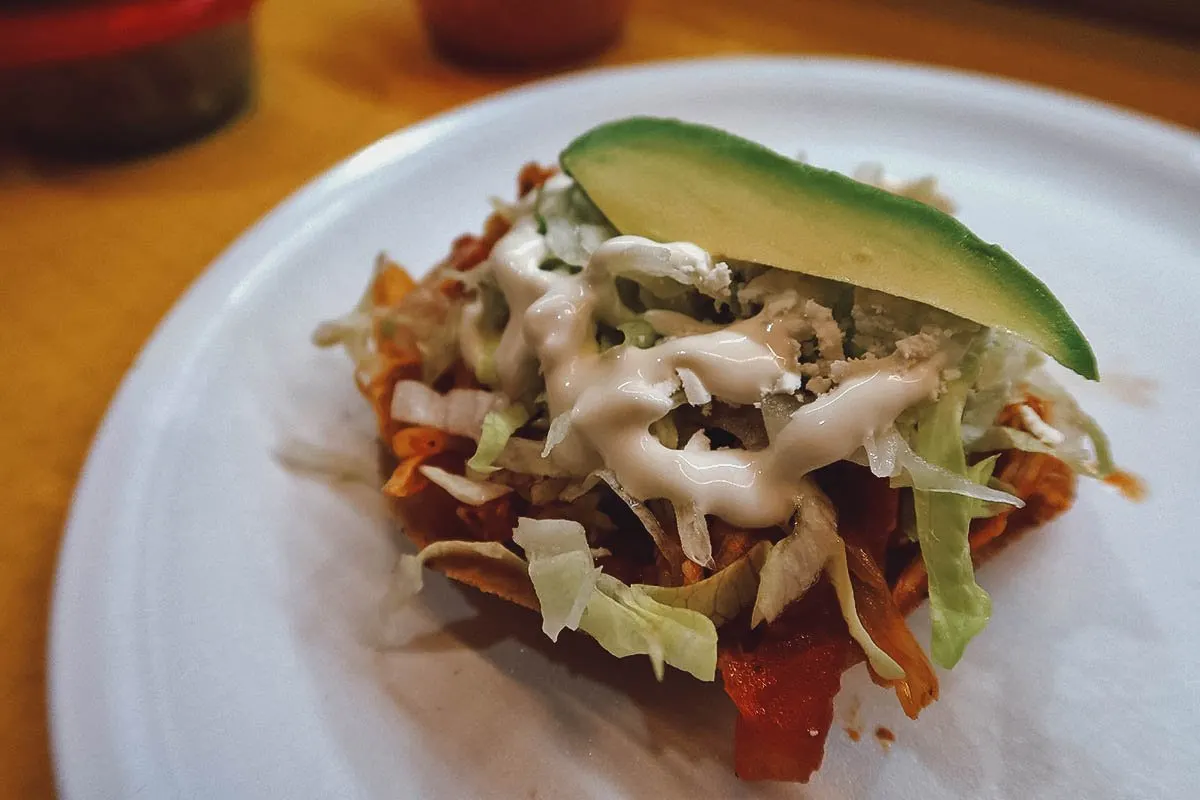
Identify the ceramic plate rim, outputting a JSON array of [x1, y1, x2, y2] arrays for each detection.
[[47, 55, 1200, 800]]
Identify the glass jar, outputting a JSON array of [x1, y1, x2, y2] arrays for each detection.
[[415, 0, 629, 69], [0, 0, 260, 159]]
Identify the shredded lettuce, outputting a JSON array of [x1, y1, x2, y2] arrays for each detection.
[[458, 297, 502, 386], [962, 333, 1115, 479], [967, 368, 1116, 479], [965, 454, 1005, 519], [513, 516, 717, 680], [513, 518, 601, 641], [912, 373, 993, 668], [961, 332, 1044, 443], [418, 465, 512, 505], [468, 405, 531, 474], [389, 381, 503, 439], [675, 432, 716, 567], [675, 501, 713, 568], [541, 412, 574, 458], [825, 541, 904, 679], [589, 236, 732, 301], [560, 471, 602, 501], [597, 470, 682, 566], [545, 218, 611, 268], [969, 422, 1112, 479], [312, 253, 389, 378], [536, 182, 617, 267], [618, 319, 658, 348], [864, 427, 1022, 507], [752, 482, 904, 679], [580, 574, 718, 681], [639, 541, 770, 626], [389, 300, 463, 386], [1078, 412, 1117, 477], [493, 437, 570, 477], [750, 489, 834, 628], [384, 540, 527, 612]]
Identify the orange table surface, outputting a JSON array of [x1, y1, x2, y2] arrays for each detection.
[[2, 0, 1197, 795]]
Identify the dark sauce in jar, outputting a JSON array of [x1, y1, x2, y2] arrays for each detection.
[[415, 0, 628, 70], [0, 1, 257, 159]]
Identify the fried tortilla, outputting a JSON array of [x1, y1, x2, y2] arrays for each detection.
[[313, 154, 1117, 783]]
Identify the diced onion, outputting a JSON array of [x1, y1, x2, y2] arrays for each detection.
[[390, 380, 503, 440], [418, 465, 511, 505]]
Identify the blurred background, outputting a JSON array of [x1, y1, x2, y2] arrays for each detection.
[[1, 0, 1196, 796]]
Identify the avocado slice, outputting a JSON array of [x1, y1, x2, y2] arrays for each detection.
[[560, 117, 1097, 380]]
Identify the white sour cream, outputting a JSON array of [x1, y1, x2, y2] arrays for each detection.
[[487, 221, 940, 530]]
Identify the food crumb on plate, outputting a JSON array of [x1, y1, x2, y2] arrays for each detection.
[[875, 726, 895, 751]]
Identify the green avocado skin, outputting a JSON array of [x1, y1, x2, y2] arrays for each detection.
[[560, 116, 1097, 381]]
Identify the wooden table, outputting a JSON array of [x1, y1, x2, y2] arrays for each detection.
[[2, 0, 1196, 795]]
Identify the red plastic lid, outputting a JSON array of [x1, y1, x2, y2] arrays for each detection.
[[0, 0, 258, 69]]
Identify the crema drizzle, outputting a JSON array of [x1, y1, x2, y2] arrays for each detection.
[[482, 220, 941, 530]]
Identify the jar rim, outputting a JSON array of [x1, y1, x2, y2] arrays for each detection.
[[0, 0, 259, 69]]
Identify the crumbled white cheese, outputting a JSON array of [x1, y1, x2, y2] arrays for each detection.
[[774, 372, 805, 394], [798, 363, 822, 377], [851, 288, 978, 362], [1018, 404, 1067, 446], [806, 375, 834, 395], [677, 367, 712, 406], [895, 331, 942, 360], [804, 300, 845, 362]]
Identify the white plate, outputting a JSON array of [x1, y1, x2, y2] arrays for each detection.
[[51, 57, 1200, 800]]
